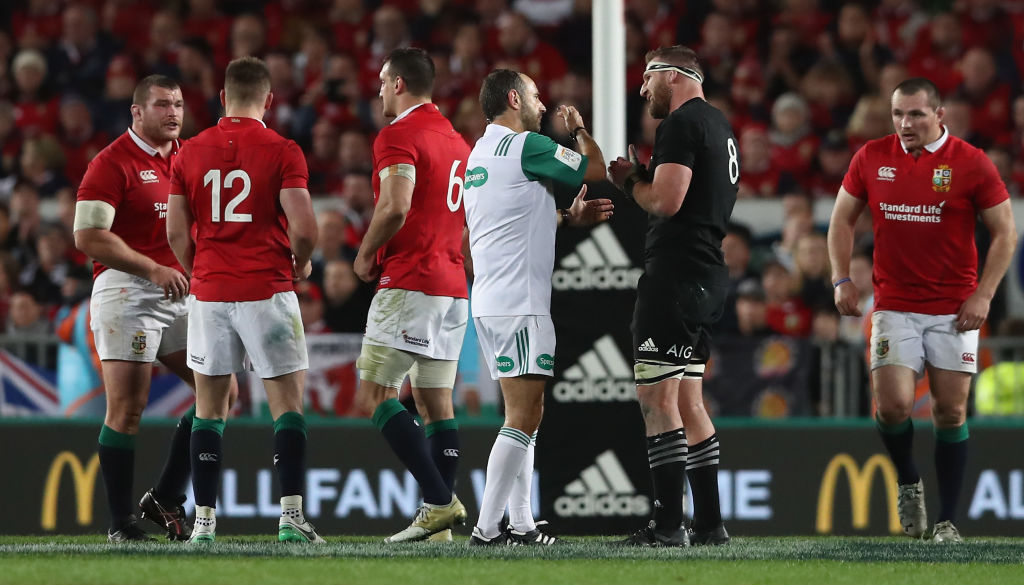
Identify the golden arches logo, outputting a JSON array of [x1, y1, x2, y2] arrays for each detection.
[[41, 452, 100, 530], [816, 453, 901, 534]]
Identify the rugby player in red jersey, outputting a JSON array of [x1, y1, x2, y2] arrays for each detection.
[[166, 56, 321, 543], [828, 77, 1017, 543]]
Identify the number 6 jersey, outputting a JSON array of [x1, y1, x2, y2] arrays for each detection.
[[371, 103, 470, 299], [170, 116, 308, 302]]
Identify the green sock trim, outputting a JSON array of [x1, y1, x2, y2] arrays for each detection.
[[183, 404, 196, 425], [875, 414, 912, 435], [424, 418, 458, 438], [936, 424, 969, 443], [372, 399, 407, 430], [192, 417, 226, 436], [274, 411, 307, 437], [98, 425, 135, 449]]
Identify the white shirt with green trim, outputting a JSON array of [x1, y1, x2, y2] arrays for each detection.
[[464, 123, 588, 317]]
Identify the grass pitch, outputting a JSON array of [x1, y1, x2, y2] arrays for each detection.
[[2, 535, 1023, 585]]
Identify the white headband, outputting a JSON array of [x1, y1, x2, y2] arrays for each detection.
[[645, 61, 704, 85]]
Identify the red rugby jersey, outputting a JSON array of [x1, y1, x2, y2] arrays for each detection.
[[76, 129, 183, 280], [842, 131, 1009, 314], [170, 117, 308, 302], [371, 103, 469, 299]]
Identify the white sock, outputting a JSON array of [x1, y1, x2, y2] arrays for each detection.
[[195, 505, 216, 529], [509, 432, 537, 532], [476, 428, 530, 539], [281, 495, 304, 521]]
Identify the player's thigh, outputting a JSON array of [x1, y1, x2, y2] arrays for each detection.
[[233, 292, 309, 379], [921, 313, 979, 374], [632, 274, 724, 384], [155, 298, 189, 358], [869, 310, 926, 374], [90, 282, 168, 364], [474, 315, 556, 379], [262, 370, 307, 418], [100, 359, 154, 409], [187, 299, 246, 376], [364, 289, 467, 359], [357, 343, 416, 389]]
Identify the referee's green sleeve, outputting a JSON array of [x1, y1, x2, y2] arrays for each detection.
[[520, 132, 588, 186]]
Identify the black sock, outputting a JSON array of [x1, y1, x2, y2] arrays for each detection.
[[425, 419, 460, 493], [373, 399, 450, 505], [935, 425, 969, 523], [876, 415, 920, 485], [98, 425, 136, 530], [274, 412, 307, 498], [686, 433, 723, 531], [648, 428, 687, 533], [153, 405, 195, 502], [190, 417, 225, 508]]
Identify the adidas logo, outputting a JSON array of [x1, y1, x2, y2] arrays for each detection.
[[552, 334, 636, 403], [554, 450, 650, 517], [638, 338, 658, 352], [552, 224, 643, 290]]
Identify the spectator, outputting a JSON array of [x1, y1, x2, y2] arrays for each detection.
[[307, 119, 341, 195], [953, 46, 1012, 148], [986, 147, 1021, 198], [264, 51, 299, 137], [697, 12, 740, 94], [322, 258, 372, 333], [845, 94, 891, 152], [942, 96, 976, 144], [631, 0, 681, 51], [311, 208, 357, 284], [8, 182, 42, 266], [877, 61, 909, 99], [174, 38, 218, 136], [717, 221, 759, 335], [18, 221, 71, 306], [735, 278, 770, 337], [773, 203, 814, 272], [828, 2, 892, 94], [762, 259, 812, 337], [229, 13, 266, 62], [337, 129, 373, 177], [451, 96, 487, 145], [360, 5, 411, 99], [806, 130, 852, 199], [792, 230, 831, 310], [872, 0, 928, 62], [19, 135, 69, 198], [800, 58, 855, 135], [96, 54, 136, 137], [737, 125, 787, 198], [770, 92, 818, 182], [328, 0, 372, 55], [449, 22, 488, 100], [730, 55, 769, 134], [11, 0, 63, 50], [296, 280, 329, 333], [183, 0, 231, 67], [7, 290, 49, 336], [11, 49, 59, 138], [906, 12, 964, 96], [495, 11, 567, 95], [764, 23, 817, 98], [339, 172, 374, 248], [57, 94, 108, 187], [0, 102, 20, 185], [103, 0, 156, 55], [48, 4, 119, 105]]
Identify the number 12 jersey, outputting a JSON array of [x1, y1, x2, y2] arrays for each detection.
[[170, 116, 309, 302]]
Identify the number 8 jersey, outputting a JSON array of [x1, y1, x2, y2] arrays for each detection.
[[371, 103, 470, 298], [170, 117, 308, 302]]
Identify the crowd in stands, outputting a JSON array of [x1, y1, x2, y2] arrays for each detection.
[[1, 0, 1023, 353]]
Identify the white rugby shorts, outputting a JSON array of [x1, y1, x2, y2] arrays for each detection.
[[474, 315, 556, 379], [89, 269, 188, 362], [187, 291, 308, 378], [362, 288, 467, 360], [870, 310, 979, 375]]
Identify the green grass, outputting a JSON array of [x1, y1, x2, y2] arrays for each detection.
[[2, 536, 1024, 585]]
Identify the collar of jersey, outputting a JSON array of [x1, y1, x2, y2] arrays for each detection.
[[392, 102, 432, 124], [484, 122, 518, 136], [127, 127, 160, 157], [900, 125, 949, 154], [218, 116, 267, 130]]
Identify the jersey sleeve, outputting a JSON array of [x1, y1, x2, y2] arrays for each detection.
[[169, 147, 188, 195], [841, 145, 868, 199], [654, 113, 701, 169], [520, 132, 588, 186], [373, 127, 418, 172], [971, 149, 1010, 209], [281, 141, 309, 190], [76, 153, 125, 208]]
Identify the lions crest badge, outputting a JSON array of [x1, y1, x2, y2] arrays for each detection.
[[131, 331, 147, 355], [932, 165, 952, 192]]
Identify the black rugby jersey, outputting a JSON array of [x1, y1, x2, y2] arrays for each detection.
[[645, 97, 738, 285]]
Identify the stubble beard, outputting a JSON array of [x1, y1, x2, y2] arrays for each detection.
[[649, 85, 672, 119]]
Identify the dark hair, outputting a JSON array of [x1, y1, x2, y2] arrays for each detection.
[[479, 69, 526, 122], [133, 75, 180, 106], [383, 48, 435, 98], [893, 77, 941, 110], [224, 56, 271, 106], [726, 221, 753, 247], [644, 45, 703, 79]]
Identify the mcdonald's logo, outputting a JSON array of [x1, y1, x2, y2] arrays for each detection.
[[816, 453, 901, 534], [41, 451, 100, 530]]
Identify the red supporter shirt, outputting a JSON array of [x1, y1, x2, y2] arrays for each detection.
[[76, 129, 183, 280], [842, 130, 1009, 315], [371, 104, 469, 299], [170, 117, 308, 302]]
